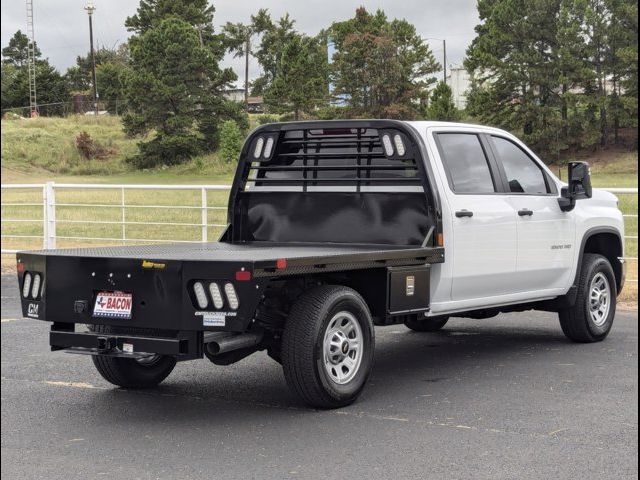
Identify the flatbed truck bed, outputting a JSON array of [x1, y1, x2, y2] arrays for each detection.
[[27, 241, 444, 274]]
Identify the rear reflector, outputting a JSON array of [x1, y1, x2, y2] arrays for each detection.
[[17, 262, 25, 273], [276, 258, 287, 270], [235, 270, 252, 281]]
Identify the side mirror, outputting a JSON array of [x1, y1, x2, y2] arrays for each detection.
[[558, 161, 593, 212]]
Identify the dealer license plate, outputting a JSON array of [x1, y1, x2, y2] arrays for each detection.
[[93, 291, 133, 319]]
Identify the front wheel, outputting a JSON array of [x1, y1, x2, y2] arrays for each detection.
[[559, 253, 617, 343], [282, 285, 375, 409]]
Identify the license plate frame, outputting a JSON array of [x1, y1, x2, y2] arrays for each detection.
[[93, 291, 133, 319]]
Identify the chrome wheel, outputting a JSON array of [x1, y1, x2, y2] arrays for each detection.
[[589, 272, 611, 327], [323, 311, 363, 385]]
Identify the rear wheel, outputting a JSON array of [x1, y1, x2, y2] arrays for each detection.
[[282, 285, 375, 409], [559, 254, 616, 343], [91, 325, 177, 388], [404, 316, 449, 332]]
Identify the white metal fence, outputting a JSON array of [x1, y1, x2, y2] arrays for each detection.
[[1, 183, 231, 252], [1, 183, 637, 274]]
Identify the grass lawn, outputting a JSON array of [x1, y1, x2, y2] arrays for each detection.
[[1, 116, 637, 303]]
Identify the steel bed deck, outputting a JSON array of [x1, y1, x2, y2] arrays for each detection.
[[21, 242, 444, 272]]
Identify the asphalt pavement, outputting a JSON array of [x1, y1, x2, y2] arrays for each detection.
[[1, 275, 638, 480]]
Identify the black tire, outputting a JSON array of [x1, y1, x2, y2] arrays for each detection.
[[559, 253, 617, 343], [404, 315, 449, 332], [91, 325, 177, 388], [282, 285, 375, 409]]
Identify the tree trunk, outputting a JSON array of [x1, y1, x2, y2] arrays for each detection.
[[561, 83, 569, 142]]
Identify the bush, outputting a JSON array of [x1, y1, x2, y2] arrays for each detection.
[[315, 106, 346, 120], [218, 120, 244, 164], [75, 131, 115, 160], [256, 114, 280, 125], [126, 134, 202, 169]]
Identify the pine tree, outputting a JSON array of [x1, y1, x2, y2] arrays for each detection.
[[329, 7, 440, 119], [264, 34, 328, 119], [123, 1, 241, 167], [1, 30, 41, 67], [426, 82, 461, 121], [123, 17, 237, 167]]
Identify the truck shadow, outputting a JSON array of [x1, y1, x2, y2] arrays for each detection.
[[83, 318, 589, 426]]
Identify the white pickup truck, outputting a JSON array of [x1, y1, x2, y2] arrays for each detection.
[[17, 120, 626, 408]]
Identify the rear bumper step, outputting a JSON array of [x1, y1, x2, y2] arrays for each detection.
[[50, 331, 188, 356]]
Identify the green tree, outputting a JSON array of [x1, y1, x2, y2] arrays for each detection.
[[64, 66, 89, 92], [1, 30, 68, 114], [222, 10, 296, 97], [465, 0, 638, 154], [218, 120, 244, 163], [122, 17, 236, 167], [426, 82, 461, 121], [125, 0, 224, 53], [96, 61, 129, 113], [1, 30, 41, 67], [618, 1, 638, 147], [465, 0, 589, 154], [67, 45, 131, 112], [250, 13, 297, 95], [264, 34, 328, 119], [329, 8, 440, 119], [1, 63, 19, 110]]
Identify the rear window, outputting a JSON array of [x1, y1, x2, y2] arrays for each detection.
[[437, 133, 496, 194]]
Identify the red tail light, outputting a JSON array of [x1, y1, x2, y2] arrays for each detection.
[[235, 270, 252, 281]]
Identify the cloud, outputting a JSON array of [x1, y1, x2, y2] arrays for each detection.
[[1, 0, 479, 84]]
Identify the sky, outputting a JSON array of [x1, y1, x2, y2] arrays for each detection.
[[0, 0, 479, 84]]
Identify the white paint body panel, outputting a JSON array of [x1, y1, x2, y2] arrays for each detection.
[[407, 121, 624, 316]]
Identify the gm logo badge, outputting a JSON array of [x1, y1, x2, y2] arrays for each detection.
[[406, 276, 415, 296], [27, 303, 39, 318]]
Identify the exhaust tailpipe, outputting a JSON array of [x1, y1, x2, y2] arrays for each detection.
[[204, 331, 263, 356]]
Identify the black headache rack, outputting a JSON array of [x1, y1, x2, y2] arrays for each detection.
[[224, 120, 443, 246]]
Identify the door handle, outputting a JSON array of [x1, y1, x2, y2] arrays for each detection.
[[455, 210, 474, 218], [518, 209, 534, 216]]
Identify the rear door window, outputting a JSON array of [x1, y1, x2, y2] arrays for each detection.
[[491, 136, 550, 194], [436, 133, 496, 194]]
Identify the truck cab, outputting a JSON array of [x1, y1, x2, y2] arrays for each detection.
[[418, 122, 625, 317], [16, 120, 626, 408]]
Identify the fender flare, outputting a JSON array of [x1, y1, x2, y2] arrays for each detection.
[[573, 226, 624, 294]]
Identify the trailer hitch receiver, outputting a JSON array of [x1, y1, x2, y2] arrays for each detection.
[[96, 336, 115, 352]]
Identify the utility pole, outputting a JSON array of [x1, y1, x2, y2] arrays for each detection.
[[85, 3, 98, 116], [426, 37, 448, 85], [244, 33, 250, 108], [443, 39, 447, 86]]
